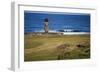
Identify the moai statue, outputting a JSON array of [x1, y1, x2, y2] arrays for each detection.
[[44, 18, 49, 33]]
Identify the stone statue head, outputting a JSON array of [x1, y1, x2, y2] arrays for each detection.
[[44, 18, 48, 22]]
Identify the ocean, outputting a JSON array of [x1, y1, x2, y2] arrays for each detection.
[[24, 11, 90, 33]]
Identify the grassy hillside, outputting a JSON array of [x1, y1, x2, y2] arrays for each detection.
[[24, 34, 90, 61]]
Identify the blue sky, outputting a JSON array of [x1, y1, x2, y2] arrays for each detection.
[[24, 11, 90, 33]]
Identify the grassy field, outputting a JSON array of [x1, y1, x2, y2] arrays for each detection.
[[24, 34, 90, 61]]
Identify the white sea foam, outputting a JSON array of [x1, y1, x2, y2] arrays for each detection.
[[63, 32, 90, 35]]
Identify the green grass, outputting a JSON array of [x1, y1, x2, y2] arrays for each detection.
[[24, 34, 90, 61]]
